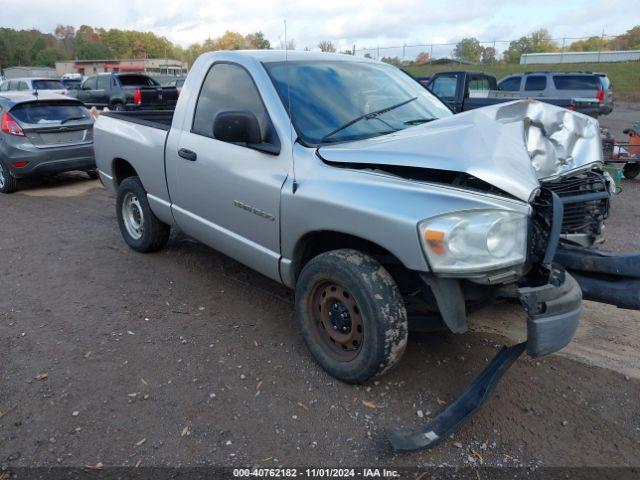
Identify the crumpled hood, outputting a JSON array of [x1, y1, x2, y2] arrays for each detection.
[[318, 100, 602, 202]]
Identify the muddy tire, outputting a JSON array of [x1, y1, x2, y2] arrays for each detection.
[[295, 249, 408, 384], [116, 176, 170, 253], [0, 161, 17, 194]]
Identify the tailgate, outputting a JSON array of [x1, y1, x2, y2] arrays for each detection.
[[139, 87, 178, 107]]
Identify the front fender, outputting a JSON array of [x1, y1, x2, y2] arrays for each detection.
[[279, 159, 531, 286]]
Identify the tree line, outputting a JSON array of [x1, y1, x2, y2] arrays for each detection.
[[1, 24, 638, 70], [0, 26, 272, 69]]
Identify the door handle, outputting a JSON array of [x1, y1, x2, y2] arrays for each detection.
[[178, 148, 197, 161]]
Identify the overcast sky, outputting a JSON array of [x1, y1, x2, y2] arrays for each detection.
[[1, 0, 635, 53]]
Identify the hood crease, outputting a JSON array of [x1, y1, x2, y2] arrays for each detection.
[[318, 100, 602, 202]]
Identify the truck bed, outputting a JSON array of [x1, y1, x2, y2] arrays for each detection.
[[94, 110, 172, 206], [100, 110, 174, 131]]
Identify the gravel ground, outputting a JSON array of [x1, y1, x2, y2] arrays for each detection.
[[1, 106, 640, 474]]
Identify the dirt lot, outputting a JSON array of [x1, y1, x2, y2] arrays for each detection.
[[1, 107, 640, 474]]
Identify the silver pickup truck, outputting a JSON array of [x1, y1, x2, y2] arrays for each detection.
[[95, 51, 631, 450]]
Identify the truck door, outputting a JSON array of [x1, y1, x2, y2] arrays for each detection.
[[95, 75, 112, 107], [77, 76, 97, 107], [429, 73, 462, 112], [167, 62, 288, 281]]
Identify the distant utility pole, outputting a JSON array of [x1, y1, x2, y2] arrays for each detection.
[[597, 28, 605, 63]]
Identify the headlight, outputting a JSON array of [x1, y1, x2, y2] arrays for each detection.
[[419, 210, 528, 273]]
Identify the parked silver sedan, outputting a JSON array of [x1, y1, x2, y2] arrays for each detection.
[[0, 92, 95, 193]]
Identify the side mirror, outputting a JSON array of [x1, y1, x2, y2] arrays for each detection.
[[213, 111, 262, 145], [213, 111, 280, 155]]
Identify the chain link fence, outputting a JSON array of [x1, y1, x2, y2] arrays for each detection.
[[351, 34, 637, 65]]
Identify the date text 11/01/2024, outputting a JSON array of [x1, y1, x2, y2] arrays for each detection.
[[232, 468, 400, 478]]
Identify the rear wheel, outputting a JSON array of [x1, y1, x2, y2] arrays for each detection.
[[111, 102, 125, 112], [116, 176, 170, 252], [295, 249, 408, 384], [0, 161, 17, 194]]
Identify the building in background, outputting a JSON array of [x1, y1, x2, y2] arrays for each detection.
[[55, 58, 188, 77], [1, 66, 57, 80], [521, 50, 640, 64]]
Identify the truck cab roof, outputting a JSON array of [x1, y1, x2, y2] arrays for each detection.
[[195, 49, 380, 64]]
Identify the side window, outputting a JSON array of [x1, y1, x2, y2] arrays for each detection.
[[525, 75, 547, 91], [192, 63, 273, 145], [97, 75, 111, 90], [468, 75, 491, 91], [430, 74, 458, 99], [0, 82, 8, 92], [18, 81, 29, 91], [499, 76, 521, 91], [552, 75, 601, 90], [83, 77, 97, 90]]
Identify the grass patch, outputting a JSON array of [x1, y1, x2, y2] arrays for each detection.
[[404, 62, 640, 102]]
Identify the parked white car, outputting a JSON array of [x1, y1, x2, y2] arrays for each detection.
[[0, 77, 67, 95]]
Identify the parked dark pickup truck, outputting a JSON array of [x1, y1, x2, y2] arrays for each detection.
[[72, 73, 178, 111], [426, 71, 599, 116]]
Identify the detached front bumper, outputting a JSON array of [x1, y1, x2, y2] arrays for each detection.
[[517, 267, 582, 357], [420, 264, 582, 357], [387, 266, 581, 452]]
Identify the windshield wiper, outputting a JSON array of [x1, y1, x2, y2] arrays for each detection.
[[320, 97, 417, 143], [404, 118, 436, 125], [60, 116, 87, 124]]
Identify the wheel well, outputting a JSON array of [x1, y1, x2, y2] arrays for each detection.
[[112, 158, 138, 186], [293, 231, 403, 281]]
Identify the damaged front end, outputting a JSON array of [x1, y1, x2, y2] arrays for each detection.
[[487, 101, 640, 310], [318, 101, 638, 450], [319, 100, 634, 451]]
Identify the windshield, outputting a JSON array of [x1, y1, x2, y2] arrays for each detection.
[[32, 80, 64, 90], [264, 60, 452, 145]]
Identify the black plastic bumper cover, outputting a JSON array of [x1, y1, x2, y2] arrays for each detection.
[[386, 269, 581, 452], [386, 342, 526, 451], [519, 270, 582, 357], [555, 245, 640, 278], [555, 245, 640, 310], [571, 273, 640, 310]]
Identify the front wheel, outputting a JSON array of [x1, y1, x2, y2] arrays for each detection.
[[0, 161, 17, 194], [116, 176, 170, 252], [295, 249, 408, 384]]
